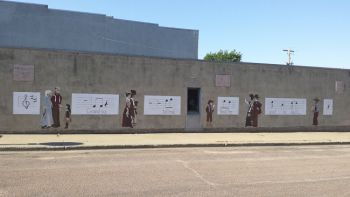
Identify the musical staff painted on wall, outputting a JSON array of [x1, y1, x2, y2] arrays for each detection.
[[217, 97, 239, 115], [71, 93, 119, 115], [265, 98, 306, 115], [13, 92, 40, 114], [144, 96, 181, 115]]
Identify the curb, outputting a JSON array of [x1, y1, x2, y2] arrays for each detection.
[[1, 141, 350, 151], [1, 126, 350, 134]]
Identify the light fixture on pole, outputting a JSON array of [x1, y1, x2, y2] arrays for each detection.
[[283, 49, 294, 65]]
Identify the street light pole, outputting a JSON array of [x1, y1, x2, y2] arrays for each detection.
[[283, 49, 294, 65]]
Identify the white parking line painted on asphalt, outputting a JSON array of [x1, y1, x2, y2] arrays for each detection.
[[176, 159, 219, 187]]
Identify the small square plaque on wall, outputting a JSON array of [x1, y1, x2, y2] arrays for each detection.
[[335, 81, 345, 94], [13, 64, 34, 82], [216, 75, 231, 87]]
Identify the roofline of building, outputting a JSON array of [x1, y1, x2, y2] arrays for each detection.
[[1, 46, 349, 72], [1, 0, 198, 32]]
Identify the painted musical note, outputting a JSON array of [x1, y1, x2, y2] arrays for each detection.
[[217, 97, 239, 115], [144, 96, 181, 115], [22, 94, 30, 109], [29, 95, 37, 103], [71, 93, 119, 115], [93, 98, 103, 108], [265, 98, 307, 115], [13, 92, 41, 114]]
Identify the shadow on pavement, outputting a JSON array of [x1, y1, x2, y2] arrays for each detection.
[[29, 142, 84, 146]]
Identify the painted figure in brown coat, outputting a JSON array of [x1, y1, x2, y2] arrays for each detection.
[[312, 98, 320, 126], [205, 100, 215, 127]]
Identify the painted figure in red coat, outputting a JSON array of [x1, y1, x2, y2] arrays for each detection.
[[251, 94, 262, 127], [244, 94, 255, 127], [122, 92, 132, 128], [130, 90, 138, 127], [51, 87, 62, 128], [312, 98, 320, 126], [122, 90, 138, 128]]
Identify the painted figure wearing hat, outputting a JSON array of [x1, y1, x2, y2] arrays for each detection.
[[251, 94, 262, 127], [312, 98, 320, 126], [244, 94, 255, 127], [205, 99, 215, 127], [51, 87, 62, 128], [122, 92, 132, 128], [122, 90, 137, 128], [65, 104, 71, 129], [130, 90, 138, 127]]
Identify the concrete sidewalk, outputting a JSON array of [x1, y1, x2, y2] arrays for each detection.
[[1, 132, 350, 151]]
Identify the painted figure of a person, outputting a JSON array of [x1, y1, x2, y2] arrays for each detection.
[[205, 100, 215, 127], [122, 92, 133, 128], [130, 90, 138, 127], [312, 98, 320, 126], [65, 104, 71, 129], [51, 87, 62, 128], [41, 90, 53, 129], [251, 94, 262, 127], [244, 94, 254, 127]]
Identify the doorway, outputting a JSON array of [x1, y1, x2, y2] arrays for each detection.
[[186, 88, 201, 129]]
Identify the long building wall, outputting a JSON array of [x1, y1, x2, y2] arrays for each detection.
[[0, 1, 198, 59], [0, 47, 349, 132]]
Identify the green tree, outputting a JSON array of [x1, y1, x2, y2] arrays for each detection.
[[204, 50, 242, 62]]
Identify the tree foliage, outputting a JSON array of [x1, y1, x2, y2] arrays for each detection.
[[204, 50, 242, 62]]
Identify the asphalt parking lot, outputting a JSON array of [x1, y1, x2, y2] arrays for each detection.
[[1, 145, 350, 196]]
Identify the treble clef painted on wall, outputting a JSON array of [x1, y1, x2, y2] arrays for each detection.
[[22, 94, 30, 109]]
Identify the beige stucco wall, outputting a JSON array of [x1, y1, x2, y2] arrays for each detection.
[[0, 47, 349, 132]]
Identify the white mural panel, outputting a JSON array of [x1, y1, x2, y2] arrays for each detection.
[[72, 93, 119, 115], [217, 97, 239, 115], [13, 92, 40, 114], [265, 98, 306, 115], [144, 96, 181, 115], [323, 99, 333, 115]]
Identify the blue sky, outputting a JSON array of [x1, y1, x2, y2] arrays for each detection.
[[5, 0, 350, 68]]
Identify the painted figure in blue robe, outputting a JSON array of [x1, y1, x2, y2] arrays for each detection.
[[41, 90, 53, 128]]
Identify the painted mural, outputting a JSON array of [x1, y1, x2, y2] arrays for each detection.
[[251, 94, 263, 127], [12, 88, 336, 130], [144, 96, 181, 115], [65, 104, 71, 129], [244, 94, 254, 127], [122, 90, 138, 128], [13, 92, 40, 114], [40, 90, 53, 128], [71, 93, 119, 115], [265, 98, 307, 115], [205, 99, 215, 127], [323, 99, 333, 115], [245, 94, 262, 127], [312, 98, 320, 126], [217, 97, 239, 115], [51, 87, 63, 128]]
